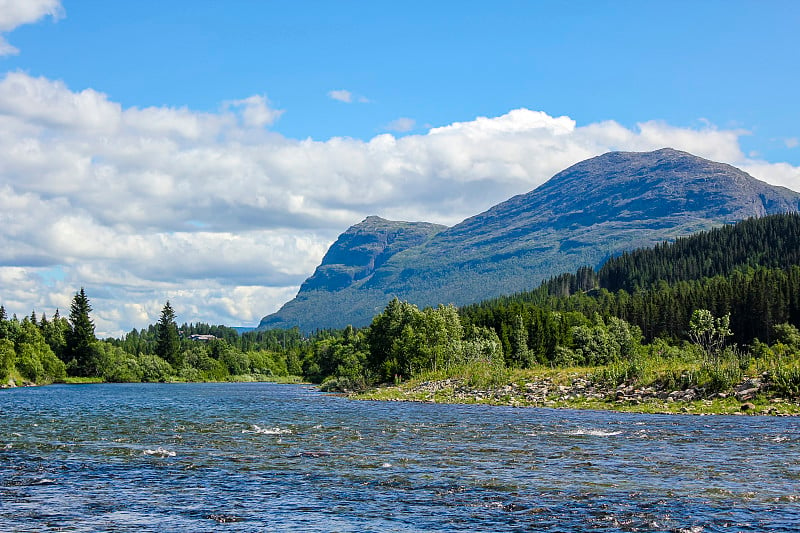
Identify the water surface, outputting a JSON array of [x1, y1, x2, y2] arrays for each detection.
[[1, 383, 799, 531]]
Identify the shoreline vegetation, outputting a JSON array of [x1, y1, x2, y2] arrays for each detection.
[[353, 363, 800, 416], [3, 215, 800, 420], [1, 374, 306, 388]]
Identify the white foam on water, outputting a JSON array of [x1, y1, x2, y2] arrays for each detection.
[[11, 432, 21, 437], [380, 462, 392, 468], [567, 429, 623, 437], [3, 443, 11, 449], [242, 424, 293, 435], [143, 447, 176, 457]]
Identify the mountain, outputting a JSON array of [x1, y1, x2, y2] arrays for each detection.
[[258, 216, 447, 330], [260, 148, 800, 332]]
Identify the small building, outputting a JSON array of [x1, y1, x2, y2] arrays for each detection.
[[189, 334, 217, 342]]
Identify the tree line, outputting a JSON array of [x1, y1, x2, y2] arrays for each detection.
[[2, 213, 800, 390]]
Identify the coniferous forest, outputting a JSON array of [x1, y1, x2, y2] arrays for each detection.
[[2, 214, 800, 402]]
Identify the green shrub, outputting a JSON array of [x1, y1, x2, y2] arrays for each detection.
[[138, 354, 173, 382], [593, 357, 646, 387], [220, 349, 250, 375], [15, 344, 45, 382], [657, 369, 698, 391], [699, 358, 743, 393], [0, 339, 15, 381], [772, 363, 800, 398], [39, 348, 66, 382]]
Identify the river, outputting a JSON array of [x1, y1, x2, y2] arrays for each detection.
[[1, 383, 799, 532]]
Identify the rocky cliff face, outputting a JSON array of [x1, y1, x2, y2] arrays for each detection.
[[260, 148, 800, 332], [298, 216, 447, 293]]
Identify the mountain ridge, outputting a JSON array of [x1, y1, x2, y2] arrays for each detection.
[[260, 148, 800, 331]]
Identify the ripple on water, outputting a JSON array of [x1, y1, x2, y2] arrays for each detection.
[[2, 383, 800, 532]]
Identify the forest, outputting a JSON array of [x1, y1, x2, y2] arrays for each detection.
[[2, 213, 800, 399]]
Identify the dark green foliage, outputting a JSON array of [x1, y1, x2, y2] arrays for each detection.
[[598, 213, 800, 293], [138, 354, 173, 382], [466, 214, 800, 352], [0, 292, 310, 384], [365, 300, 466, 382], [220, 346, 250, 375], [365, 298, 420, 381], [772, 364, 800, 398], [155, 301, 181, 367], [14, 320, 65, 383], [41, 309, 68, 360], [312, 326, 369, 390], [66, 288, 97, 376], [0, 338, 14, 381]]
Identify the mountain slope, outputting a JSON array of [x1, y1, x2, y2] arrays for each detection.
[[260, 148, 800, 331], [259, 216, 446, 330]]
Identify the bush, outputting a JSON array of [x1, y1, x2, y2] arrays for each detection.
[[319, 375, 364, 393], [552, 346, 582, 367], [593, 357, 646, 387], [178, 366, 205, 382], [772, 363, 800, 398], [0, 339, 15, 381], [104, 354, 142, 382], [39, 348, 66, 382], [699, 357, 743, 393], [15, 344, 45, 382], [220, 348, 250, 375], [248, 350, 288, 376], [139, 354, 173, 382]]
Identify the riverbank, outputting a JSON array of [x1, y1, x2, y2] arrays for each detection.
[[2, 374, 306, 388], [355, 366, 800, 416]]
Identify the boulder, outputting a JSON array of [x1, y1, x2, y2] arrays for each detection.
[[740, 402, 756, 412]]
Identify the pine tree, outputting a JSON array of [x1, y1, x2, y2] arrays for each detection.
[[155, 301, 181, 367], [66, 288, 97, 376], [0, 305, 8, 340]]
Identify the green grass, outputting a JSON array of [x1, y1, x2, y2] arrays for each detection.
[[353, 356, 800, 416], [225, 374, 306, 384], [58, 376, 106, 384]]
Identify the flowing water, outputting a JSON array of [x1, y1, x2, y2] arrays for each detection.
[[1, 383, 799, 532]]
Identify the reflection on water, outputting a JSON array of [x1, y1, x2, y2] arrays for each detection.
[[1, 383, 799, 532]]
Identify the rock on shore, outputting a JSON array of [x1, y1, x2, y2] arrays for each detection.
[[368, 373, 797, 415]]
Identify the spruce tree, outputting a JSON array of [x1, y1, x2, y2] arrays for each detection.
[[0, 305, 8, 340], [66, 288, 97, 376], [156, 301, 181, 367]]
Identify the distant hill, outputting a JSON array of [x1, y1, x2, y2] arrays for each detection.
[[260, 148, 800, 332], [465, 212, 800, 346]]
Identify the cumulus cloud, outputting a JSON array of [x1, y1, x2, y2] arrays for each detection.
[[0, 0, 63, 55], [328, 89, 353, 103], [328, 89, 369, 103], [224, 94, 283, 128], [1, 73, 799, 335], [384, 117, 416, 133]]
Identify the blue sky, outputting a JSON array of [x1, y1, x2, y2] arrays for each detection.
[[6, 1, 798, 161], [0, 0, 798, 335]]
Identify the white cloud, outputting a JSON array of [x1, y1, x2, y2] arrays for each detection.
[[384, 117, 416, 133], [0, 0, 63, 56], [786, 138, 799, 149], [328, 89, 352, 103], [224, 94, 283, 128], [328, 89, 369, 104], [0, 72, 798, 335]]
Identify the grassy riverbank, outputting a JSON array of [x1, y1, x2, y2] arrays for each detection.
[[354, 362, 800, 416], [2, 374, 307, 388]]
